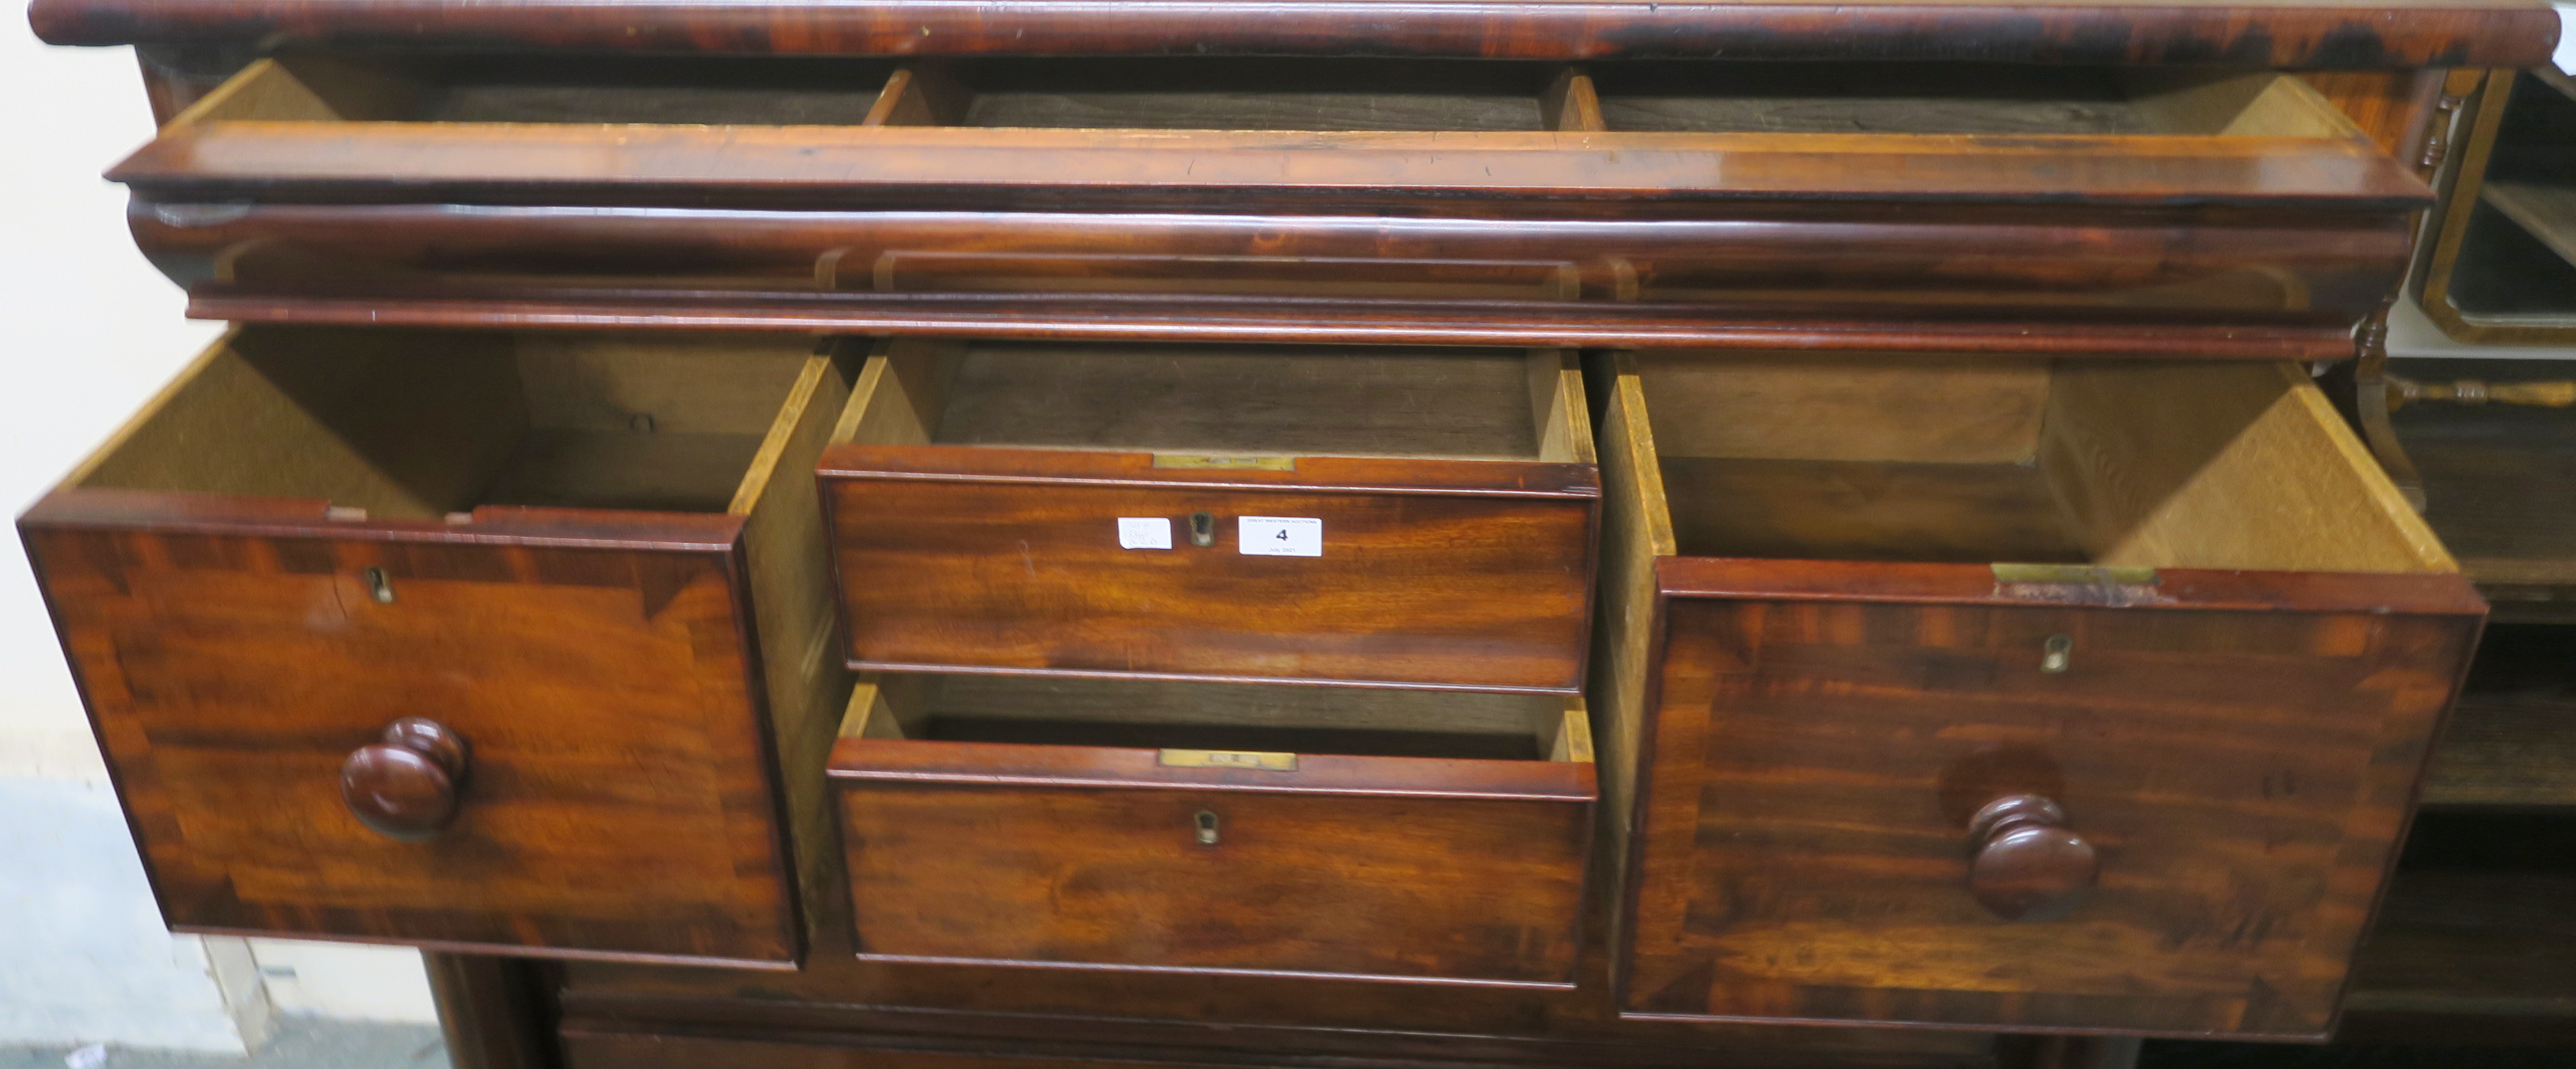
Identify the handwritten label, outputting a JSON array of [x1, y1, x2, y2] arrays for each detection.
[[1117, 517, 1173, 550], [1238, 516, 1322, 557]]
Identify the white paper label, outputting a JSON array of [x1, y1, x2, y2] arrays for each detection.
[[1238, 516, 1322, 557], [1117, 516, 1173, 550]]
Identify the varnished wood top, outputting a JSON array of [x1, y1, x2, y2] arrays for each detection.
[[1656, 556, 2491, 616], [28, 0, 2562, 68], [112, 126, 2435, 211], [20, 486, 745, 550]]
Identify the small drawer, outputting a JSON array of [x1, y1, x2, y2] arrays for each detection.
[[827, 673, 1595, 986], [117, 55, 2423, 352], [1592, 352, 2485, 1036], [818, 339, 1600, 691], [19, 326, 857, 965]]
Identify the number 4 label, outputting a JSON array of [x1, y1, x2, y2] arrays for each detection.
[[1238, 516, 1322, 557]]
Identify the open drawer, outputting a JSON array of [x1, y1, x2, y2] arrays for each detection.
[[118, 54, 2425, 353], [827, 673, 1594, 986], [19, 325, 856, 966], [817, 338, 1599, 692], [1591, 352, 2486, 1037]]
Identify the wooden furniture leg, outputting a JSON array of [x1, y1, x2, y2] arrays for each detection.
[[426, 953, 558, 1069]]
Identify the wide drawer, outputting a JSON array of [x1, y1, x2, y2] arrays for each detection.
[[818, 339, 1599, 691], [119, 54, 2424, 353], [827, 673, 1595, 986], [20, 326, 856, 965], [1589, 352, 2486, 1036]]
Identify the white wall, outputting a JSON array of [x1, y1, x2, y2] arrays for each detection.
[[1, 19, 437, 1050]]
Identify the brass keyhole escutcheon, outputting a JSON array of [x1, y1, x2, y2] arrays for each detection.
[[1189, 512, 1216, 547], [364, 566, 395, 604], [1195, 810, 1220, 845], [2040, 634, 2072, 674]]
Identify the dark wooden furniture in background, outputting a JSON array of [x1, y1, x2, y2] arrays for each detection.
[[20, 1, 2568, 1067], [2416, 68, 2576, 345], [2321, 359, 2576, 1051]]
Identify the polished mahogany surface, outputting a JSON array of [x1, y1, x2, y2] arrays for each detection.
[[834, 735, 1594, 985], [21, 499, 801, 965], [1623, 561, 2482, 1037], [99, 53, 2436, 347], [28, 0, 2561, 68], [339, 717, 473, 841], [15, 0, 2546, 1059], [821, 448, 1599, 692]]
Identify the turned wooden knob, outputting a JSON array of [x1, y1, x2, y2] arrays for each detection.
[[340, 718, 470, 841], [1965, 794, 2098, 922]]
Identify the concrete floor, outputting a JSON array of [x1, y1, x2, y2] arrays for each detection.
[[0, 1020, 447, 1069]]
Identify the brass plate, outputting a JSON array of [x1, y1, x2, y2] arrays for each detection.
[[1152, 454, 1296, 471], [1991, 563, 2159, 586], [1159, 749, 1298, 771]]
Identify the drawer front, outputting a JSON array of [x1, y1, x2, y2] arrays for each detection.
[[142, 202, 2410, 346], [834, 739, 1593, 985], [562, 1032, 1236, 1069], [821, 449, 1598, 691], [1619, 563, 2483, 1037], [22, 498, 801, 966], [112, 56, 2428, 351]]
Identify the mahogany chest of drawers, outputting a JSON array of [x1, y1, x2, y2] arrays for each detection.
[[20, 0, 2565, 1065]]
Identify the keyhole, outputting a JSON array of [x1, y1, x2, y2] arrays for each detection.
[[1194, 810, 1220, 845], [2041, 634, 2072, 674], [363, 566, 395, 605], [1188, 512, 1215, 547]]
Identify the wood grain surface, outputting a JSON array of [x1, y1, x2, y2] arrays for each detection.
[[829, 678, 1594, 986], [104, 55, 2430, 347], [821, 448, 1598, 691], [17, 326, 852, 965], [1593, 351, 2485, 1036], [130, 196, 2416, 343], [1622, 575, 2481, 1036], [820, 342, 1599, 691], [2340, 812, 2576, 1042], [27, 0, 2561, 68], [2420, 626, 2576, 807], [21, 506, 799, 964], [2392, 359, 2576, 601], [109, 125, 2433, 210]]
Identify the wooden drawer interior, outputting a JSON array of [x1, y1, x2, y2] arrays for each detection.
[[72, 326, 828, 521], [881, 58, 1567, 131], [175, 53, 901, 126], [1624, 352, 2453, 574], [182, 54, 2367, 143], [1585, 63, 2370, 138], [840, 674, 1590, 764], [870, 59, 2363, 139], [840, 339, 1590, 464]]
